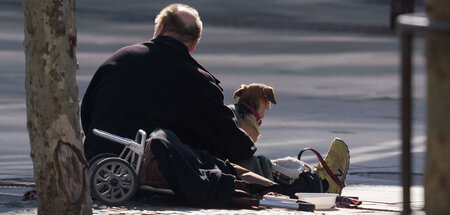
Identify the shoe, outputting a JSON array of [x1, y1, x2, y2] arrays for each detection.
[[314, 138, 350, 195]]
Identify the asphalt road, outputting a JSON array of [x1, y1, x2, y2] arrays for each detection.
[[0, 0, 427, 190]]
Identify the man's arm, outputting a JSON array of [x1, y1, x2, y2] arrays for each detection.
[[196, 71, 257, 161]]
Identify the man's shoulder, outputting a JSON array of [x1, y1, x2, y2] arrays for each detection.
[[102, 42, 153, 66], [116, 42, 152, 56]]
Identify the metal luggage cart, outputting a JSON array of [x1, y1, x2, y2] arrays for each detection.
[[88, 129, 174, 205]]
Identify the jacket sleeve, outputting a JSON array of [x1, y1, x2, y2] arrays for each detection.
[[196, 71, 257, 162]]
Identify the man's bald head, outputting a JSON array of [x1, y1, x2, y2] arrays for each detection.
[[154, 4, 203, 50]]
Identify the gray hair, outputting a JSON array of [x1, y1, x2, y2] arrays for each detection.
[[154, 4, 203, 45]]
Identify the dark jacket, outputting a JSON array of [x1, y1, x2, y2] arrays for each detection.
[[81, 36, 256, 162]]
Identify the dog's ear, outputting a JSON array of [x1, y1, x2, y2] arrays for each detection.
[[263, 87, 277, 104], [233, 84, 247, 99]]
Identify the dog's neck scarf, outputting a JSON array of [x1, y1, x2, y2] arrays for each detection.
[[239, 101, 262, 126]]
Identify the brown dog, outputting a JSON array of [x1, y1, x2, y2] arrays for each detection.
[[229, 83, 277, 143]]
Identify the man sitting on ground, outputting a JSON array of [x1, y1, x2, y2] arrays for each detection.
[[81, 3, 350, 199]]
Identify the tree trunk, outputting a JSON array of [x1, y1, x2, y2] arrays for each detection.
[[23, 0, 92, 214], [425, 0, 450, 214]]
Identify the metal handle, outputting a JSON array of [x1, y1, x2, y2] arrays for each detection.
[[93, 129, 136, 146]]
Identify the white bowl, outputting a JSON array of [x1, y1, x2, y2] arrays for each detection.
[[295, 193, 338, 210]]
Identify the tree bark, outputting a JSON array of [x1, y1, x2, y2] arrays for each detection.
[[425, 0, 450, 214], [23, 0, 92, 214]]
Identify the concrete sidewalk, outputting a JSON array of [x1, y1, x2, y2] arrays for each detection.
[[0, 184, 424, 214]]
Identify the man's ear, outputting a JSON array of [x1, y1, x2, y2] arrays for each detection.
[[153, 24, 165, 38], [233, 84, 247, 99], [189, 42, 197, 52], [263, 87, 277, 104]]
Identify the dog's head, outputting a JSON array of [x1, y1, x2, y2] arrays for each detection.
[[233, 83, 277, 118]]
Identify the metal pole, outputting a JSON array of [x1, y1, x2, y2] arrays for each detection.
[[401, 31, 413, 215], [391, 0, 415, 29], [404, 0, 415, 13], [397, 12, 450, 215]]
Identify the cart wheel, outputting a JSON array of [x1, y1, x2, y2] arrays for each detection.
[[89, 157, 138, 205], [88, 153, 117, 181]]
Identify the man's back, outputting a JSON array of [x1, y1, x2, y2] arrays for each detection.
[[81, 36, 256, 162]]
